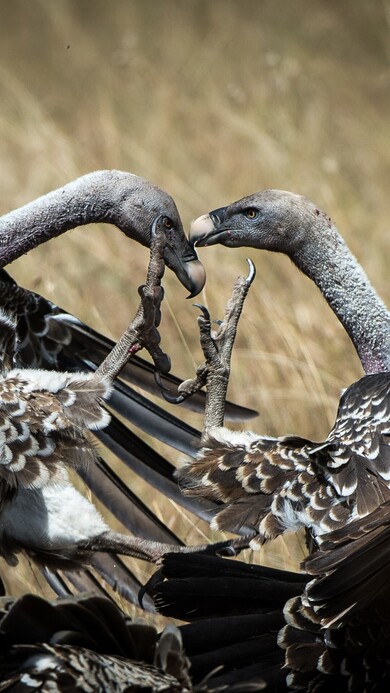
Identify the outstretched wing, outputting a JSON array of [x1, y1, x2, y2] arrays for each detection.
[[179, 373, 390, 547]]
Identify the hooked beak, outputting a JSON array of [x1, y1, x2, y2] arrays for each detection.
[[148, 216, 205, 298], [149, 215, 206, 298], [164, 247, 206, 298], [179, 258, 206, 298], [189, 208, 227, 248]]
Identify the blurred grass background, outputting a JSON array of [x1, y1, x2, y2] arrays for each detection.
[[0, 0, 389, 604]]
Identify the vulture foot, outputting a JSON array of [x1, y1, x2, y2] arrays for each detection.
[[157, 260, 256, 432], [96, 216, 172, 382]]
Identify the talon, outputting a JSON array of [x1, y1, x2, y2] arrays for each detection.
[[150, 214, 164, 238], [154, 371, 189, 404], [154, 371, 165, 390], [154, 371, 173, 395], [245, 258, 256, 283], [164, 390, 191, 404], [193, 303, 210, 320]]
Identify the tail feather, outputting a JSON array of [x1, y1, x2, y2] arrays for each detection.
[[44, 558, 155, 611], [181, 612, 284, 654], [40, 569, 73, 598], [190, 637, 281, 683], [146, 553, 307, 620], [89, 554, 156, 612]]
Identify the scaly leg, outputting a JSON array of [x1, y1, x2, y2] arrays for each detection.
[[78, 531, 236, 564], [96, 216, 171, 382], [160, 259, 256, 436]]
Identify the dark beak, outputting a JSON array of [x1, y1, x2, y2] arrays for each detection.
[[149, 214, 205, 298]]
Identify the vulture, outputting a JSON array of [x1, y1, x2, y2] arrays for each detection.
[[185, 189, 390, 547], [143, 332, 390, 689], [0, 172, 251, 601], [145, 191, 390, 690], [0, 219, 234, 589]]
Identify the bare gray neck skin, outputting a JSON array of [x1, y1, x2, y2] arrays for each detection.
[[0, 171, 134, 267], [292, 215, 390, 374]]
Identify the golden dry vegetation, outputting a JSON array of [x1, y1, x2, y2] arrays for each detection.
[[0, 0, 389, 606]]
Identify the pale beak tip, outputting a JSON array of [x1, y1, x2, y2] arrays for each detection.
[[189, 214, 215, 247], [185, 259, 206, 298]]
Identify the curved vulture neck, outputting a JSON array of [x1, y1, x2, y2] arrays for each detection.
[[292, 216, 390, 374], [0, 170, 137, 267]]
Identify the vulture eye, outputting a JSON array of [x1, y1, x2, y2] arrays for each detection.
[[243, 208, 258, 219], [162, 217, 174, 229]]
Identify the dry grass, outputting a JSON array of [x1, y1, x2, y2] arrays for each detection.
[[0, 0, 389, 609]]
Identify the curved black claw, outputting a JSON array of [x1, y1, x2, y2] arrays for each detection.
[[193, 303, 211, 321], [154, 371, 192, 404]]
